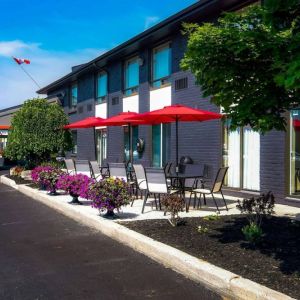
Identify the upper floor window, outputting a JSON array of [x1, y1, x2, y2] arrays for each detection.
[[70, 83, 78, 107], [152, 43, 171, 88], [96, 72, 108, 104], [124, 57, 139, 96]]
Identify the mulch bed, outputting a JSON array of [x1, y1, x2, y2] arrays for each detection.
[[122, 215, 300, 299], [6, 175, 33, 185]]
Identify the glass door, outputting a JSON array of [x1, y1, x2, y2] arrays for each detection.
[[290, 109, 300, 195], [124, 126, 138, 162], [152, 124, 171, 167], [96, 129, 107, 166], [223, 123, 260, 190]]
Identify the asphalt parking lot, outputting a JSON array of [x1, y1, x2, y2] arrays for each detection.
[[0, 182, 221, 300]]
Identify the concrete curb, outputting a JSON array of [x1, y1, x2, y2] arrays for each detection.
[[0, 175, 295, 300]]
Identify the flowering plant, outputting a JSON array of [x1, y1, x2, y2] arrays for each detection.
[[56, 174, 95, 199], [89, 178, 131, 216], [31, 165, 64, 194], [11, 166, 24, 177]]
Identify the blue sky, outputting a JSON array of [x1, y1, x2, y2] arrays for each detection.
[[0, 0, 197, 109]]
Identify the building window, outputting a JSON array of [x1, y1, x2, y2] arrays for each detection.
[[96, 129, 107, 165], [223, 121, 260, 191], [152, 124, 171, 167], [70, 83, 78, 107], [72, 130, 77, 154], [0, 130, 8, 157], [152, 43, 171, 88], [124, 57, 139, 96], [289, 109, 300, 195], [96, 72, 107, 104], [124, 126, 139, 162]]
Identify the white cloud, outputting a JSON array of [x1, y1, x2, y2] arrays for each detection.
[[0, 40, 106, 109], [144, 16, 160, 30], [0, 40, 39, 57]]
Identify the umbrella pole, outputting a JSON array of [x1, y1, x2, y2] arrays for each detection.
[[176, 117, 179, 173], [93, 127, 97, 161], [129, 124, 133, 165]]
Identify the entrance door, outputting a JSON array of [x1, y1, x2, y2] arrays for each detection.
[[223, 124, 260, 190], [152, 124, 171, 167], [124, 126, 138, 162], [96, 129, 107, 166]]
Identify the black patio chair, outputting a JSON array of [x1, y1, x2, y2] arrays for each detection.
[[132, 164, 147, 206], [142, 168, 182, 214], [190, 167, 229, 212], [64, 158, 76, 175], [89, 161, 103, 181], [75, 160, 93, 178], [108, 162, 135, 196]]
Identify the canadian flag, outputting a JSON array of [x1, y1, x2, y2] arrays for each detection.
[[13, 57, 31, 65]]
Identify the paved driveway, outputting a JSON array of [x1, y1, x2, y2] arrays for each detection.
[[0, 183, 221, 300]]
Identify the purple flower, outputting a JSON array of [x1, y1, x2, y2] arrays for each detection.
[[89, 178, 131, 213], [56, 174, 95, 198], [31, 165, 64, 193]]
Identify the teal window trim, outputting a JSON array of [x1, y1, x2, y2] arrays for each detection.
[[96, 72, 108, 104], [124, 57, 139, 97], [152, 43, 171, 89]]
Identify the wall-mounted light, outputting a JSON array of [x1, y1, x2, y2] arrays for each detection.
[[137, 57, 144, 66]]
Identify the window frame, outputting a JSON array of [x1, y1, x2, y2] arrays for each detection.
[[95, 71, 108, 104], [123, 56, 139, 97], [70, 82, 78, 108], [151, 42, 171, 89]]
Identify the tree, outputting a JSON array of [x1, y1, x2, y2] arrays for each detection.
[[5, 98, 72, 167], [181, 1, 300, 133]]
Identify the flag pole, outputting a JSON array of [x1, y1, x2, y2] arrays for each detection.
[[12, 56, 41, 89], [19, 64, 41, 89]]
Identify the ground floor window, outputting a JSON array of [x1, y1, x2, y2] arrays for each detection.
[[223, 122, 260, 190], [71, 131, 77, 154], [152, 124, 171, 167], [0, 133, 8, 157], [124, 126, 138, 162], [290, 109, 300, 195], [96, 128, 107, 166]]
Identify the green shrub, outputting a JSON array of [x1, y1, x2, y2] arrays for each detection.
[[237, 192, 274, 244], [197, 225, 209, 234], [5, 98, 72, 168], [203, 213, 220, 221], [242, 223, 263, 245], [161, 194, 185, 227]]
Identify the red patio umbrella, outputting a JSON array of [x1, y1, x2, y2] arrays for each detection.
[[127, 104, 222, 171], [64, 117, 106, 159], [293, 119, 300, 131], [64, 117, 105, 129], [0, 125, 10, 130], [92, 112, 152, 163]]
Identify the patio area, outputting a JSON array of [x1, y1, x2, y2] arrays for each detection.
[[31, 186, 300, 222]]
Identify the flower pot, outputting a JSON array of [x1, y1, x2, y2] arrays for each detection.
[[48, 190, 57, 196], [69, 192, 82, 205], [102, 209, 118, 219]]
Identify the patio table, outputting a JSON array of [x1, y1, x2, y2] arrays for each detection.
[[167, 172, 204, 212]]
